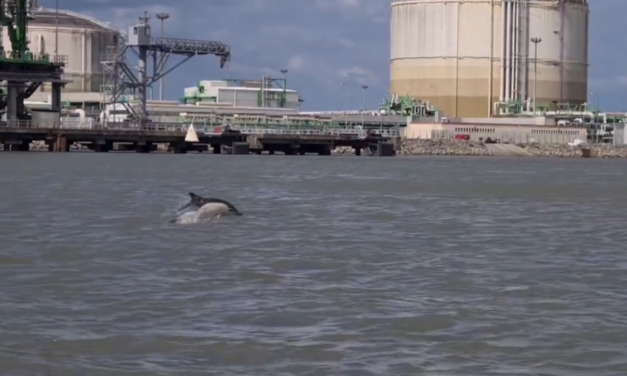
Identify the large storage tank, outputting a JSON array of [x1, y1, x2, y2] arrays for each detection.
[[390, 0, 589, 118], [1, 9, 121, 92]]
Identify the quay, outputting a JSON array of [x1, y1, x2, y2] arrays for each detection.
[[0, 122, 400, 156]]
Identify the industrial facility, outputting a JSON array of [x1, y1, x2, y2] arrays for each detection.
[[1, 8, 120, 106], [1, 2, 621, 147], [390, 0, 590, 118]]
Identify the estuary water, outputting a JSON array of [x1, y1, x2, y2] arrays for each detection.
[[0, 153, 626, 375]]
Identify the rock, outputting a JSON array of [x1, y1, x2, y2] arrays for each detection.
[[331, 141, 627, 158], [399, 139, 494, 156], [518, 143, 627, 158], [332, 146, 354, 155]]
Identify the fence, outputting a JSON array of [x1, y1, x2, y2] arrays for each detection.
[[0, 120, 401, 138]]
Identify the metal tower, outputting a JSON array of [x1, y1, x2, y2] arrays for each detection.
[[100, 12, 231, 121], [0, 0, 67, 121]]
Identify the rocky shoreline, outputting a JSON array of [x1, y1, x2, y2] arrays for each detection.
[[333, 139, 627, 158], [398, 139, 494, 156], [518, 143, 627, 158], [4, 140, 627, 158]]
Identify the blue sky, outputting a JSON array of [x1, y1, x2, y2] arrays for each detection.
[[41, 0, 625, 112]]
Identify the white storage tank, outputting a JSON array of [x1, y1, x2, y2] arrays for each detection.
[[1, 9, 122, 92], [390, 0, 589, 118]]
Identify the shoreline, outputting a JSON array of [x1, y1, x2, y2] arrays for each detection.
[[335, 140, 627, 158]]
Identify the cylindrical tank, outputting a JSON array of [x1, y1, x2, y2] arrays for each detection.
[[390, 0, 589, 118], [1, 9, 121, 93]]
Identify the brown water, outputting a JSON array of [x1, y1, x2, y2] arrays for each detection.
[[1, 153, 626, 375]]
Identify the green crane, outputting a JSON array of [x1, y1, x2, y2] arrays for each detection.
[[1, 0, 37, 61]]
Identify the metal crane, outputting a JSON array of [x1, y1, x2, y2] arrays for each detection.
[[0, 0, 65, 121]]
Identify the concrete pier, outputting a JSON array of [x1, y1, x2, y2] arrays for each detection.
[[0, 122, 397, 156]]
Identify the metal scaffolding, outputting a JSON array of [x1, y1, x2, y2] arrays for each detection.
[[0, 0, 67, 120], [100, 12, 230, 120]]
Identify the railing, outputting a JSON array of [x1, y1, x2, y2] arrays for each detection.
[[0, 51, 67, 64], [0, 120, 401, 138], [229, 125, 367, 138]]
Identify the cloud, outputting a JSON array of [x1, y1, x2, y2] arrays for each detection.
[[36, 0, 627, 111]]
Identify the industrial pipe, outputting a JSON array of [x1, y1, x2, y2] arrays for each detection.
[[73, 109, 85, 120], [504, 2, 512, 101], [499, 1, 506, 101], [488, 0, 494, 116], [512, 0, 520, 100]]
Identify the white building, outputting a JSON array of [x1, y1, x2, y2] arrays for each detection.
[[183, 80, 301, 110]]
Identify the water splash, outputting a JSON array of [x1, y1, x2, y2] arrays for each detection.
[[171, 203, 224, 225]]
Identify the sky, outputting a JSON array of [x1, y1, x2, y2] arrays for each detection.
[[39, 0, 626, 112]]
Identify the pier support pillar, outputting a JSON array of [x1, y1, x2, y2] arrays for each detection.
[[318, 144, 331, 156], [268, 150, 275, 155], [354, 147, 361, 156], [212, 144, 221, 154], [51, 83, 62, 114], [48, 135, 68, 152], [94, 144, 109, 153], [375, 141, 395, 157], [172, 142, 187, 154], [232, 142, 250, 155], [6, 81, 19, 123], [93, 140, 111, 153], [135, 142, 151, 153], [17, 140, 30, 151], [298, 149, 305, 155]]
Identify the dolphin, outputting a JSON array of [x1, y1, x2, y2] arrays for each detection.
[[176, 192, 243, 217]]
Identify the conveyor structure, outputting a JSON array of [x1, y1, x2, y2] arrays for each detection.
[[101, 12, 231, 120]]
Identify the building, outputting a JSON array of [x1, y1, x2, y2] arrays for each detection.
[[403, 117, 587, 144], [1, 9, 122, 109], [390, 0, 589, 118], [613, 124, 626, 145], [182, 79, 301, 110]]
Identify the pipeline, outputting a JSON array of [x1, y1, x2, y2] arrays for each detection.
[[499, 1, 506, 101], [504, 1, 512, 101], [512, 4, 517, 101], [73, 108, 85, 120]]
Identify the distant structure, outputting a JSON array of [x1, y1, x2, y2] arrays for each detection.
[[182, 77, 301, 109], [0, 1, 66, 122], [390, 0, 589, 118], [101, 11, 230, 120], [3, 8, 121, 109]]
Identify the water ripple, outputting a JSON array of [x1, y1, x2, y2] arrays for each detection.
[[0, 154, 626, 375]]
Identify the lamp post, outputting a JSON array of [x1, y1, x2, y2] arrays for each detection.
[[590, 91, 601, 143], [340, 81, 348, 126], [156, 13, 170, 100], [280, 69, 287, 107], [554, 30, 564, 103], [531, 37, 542, 114], [361, 85, 368, 128]]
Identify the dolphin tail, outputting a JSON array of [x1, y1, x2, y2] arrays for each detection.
[[177, 202, 192, 212]]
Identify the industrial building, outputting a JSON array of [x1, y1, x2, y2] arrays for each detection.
[[182, 78, 301, 109], [403, 117, 588, 144], [390, 0, 589, 118]]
